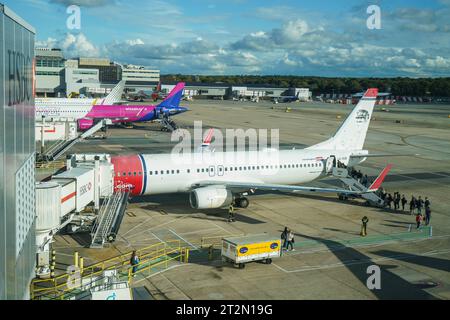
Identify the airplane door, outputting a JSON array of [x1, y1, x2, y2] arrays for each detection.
[[209, 165, 215, 177], [217, 165, 224, 176], [326, 156, 335, 173]]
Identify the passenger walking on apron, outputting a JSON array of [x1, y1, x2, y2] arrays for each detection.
[[416, 213, 422, 229], [409, 196, 416, 215], [417, 196, 424, 214], [425, 206, 431, 226], [401, 195, 407, 211], [286, 230, 295, 251], [361, 216, 369, 236], [130, 251, 140, 277], [281, 227, 288, 249]]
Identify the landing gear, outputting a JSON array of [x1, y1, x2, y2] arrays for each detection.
[[107, 233, 116, 243], [338, 193, 348, 201], [235, 197, 249, 208]]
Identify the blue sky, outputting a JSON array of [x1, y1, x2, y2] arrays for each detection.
[[3, 0, 450, 76]]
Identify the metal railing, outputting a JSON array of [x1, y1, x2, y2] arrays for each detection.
[[90, 191, 123, 247], [30, 240, 188, 300]]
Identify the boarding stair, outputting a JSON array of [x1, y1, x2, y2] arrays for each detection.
[[158, 113, 177, 132], [327, 160, 385, 207], [90, 188, 130, 248]]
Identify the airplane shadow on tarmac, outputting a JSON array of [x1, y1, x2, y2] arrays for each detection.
[[295, 233, 438, 300], [129, 193, 265, 224], [373, 250, 450, 274]]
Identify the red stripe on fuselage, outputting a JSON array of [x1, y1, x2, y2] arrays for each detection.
[[111, 155, 144, 196]]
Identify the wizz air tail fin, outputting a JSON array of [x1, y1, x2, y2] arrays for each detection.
[[98, 80, 126, 105], [307, 88, 378, 151], [157, 82, 185, 108]]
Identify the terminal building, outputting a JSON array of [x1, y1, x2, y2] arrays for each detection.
[[35, 48, 65, 97], [162, 83, 312, 101], [0, 4, 36, 300], [78, 57, 122, 84], [65, 67, 100, 96], [122, 64, 160, 93]]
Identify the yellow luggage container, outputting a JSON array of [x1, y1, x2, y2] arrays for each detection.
[[221, 234, 281, 269]]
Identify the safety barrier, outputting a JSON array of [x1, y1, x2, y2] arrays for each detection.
[[30, 240, 188, 300]]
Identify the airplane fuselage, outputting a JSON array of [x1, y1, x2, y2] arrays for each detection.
[[111, 149, 361, 196]]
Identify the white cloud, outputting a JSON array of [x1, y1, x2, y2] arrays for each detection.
[[37, 33, 100, 58]]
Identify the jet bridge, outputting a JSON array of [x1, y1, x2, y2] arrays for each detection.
[[35, 153, 128, 278]]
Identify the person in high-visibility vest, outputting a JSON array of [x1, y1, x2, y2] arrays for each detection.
[[361, 216, 369, 236], [228, 205, 235, 222]]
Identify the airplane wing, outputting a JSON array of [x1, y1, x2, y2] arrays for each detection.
[[191, 181, 361, 195], [350, 153, 419, 158], [191, 164, 392, 195]]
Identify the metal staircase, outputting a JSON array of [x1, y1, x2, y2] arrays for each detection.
[[90, 189, 129, 248], [158, 113, 177, 132], [331, 167, 385, 207]]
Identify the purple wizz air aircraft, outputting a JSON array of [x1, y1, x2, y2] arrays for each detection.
[[36, 83, 188, 131]]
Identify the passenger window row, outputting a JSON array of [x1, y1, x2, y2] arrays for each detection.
[[116, 162, 322, 177]]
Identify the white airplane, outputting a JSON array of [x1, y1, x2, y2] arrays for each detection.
[[111, 88, 392, 209], [35, 80, 125, 119]]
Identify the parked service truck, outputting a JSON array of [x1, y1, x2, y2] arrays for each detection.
[[221, 234, 281, 269]]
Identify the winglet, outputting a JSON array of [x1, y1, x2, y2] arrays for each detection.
[[367, 164, 393, 191], [202, 128, 214, 146]]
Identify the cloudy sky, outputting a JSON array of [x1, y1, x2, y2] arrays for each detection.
[[4, 0, 450, 76]]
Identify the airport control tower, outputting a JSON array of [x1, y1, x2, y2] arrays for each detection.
[[0, 4, 36, 300]]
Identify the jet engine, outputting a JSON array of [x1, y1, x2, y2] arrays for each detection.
[[189, 186, 233, 209], [77, 118, 94, 131]]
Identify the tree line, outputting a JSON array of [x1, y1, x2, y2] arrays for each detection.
[[161, 74, 450, 97]]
